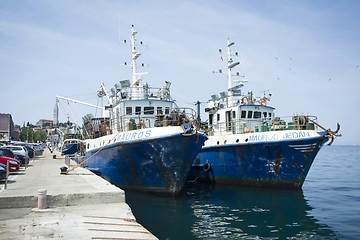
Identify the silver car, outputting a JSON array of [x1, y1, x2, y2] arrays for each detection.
[[4, 145, 29, 164]]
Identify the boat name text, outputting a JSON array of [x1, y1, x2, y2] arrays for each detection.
[[248, 131, 311, 142], [117, 130, 152, 141]]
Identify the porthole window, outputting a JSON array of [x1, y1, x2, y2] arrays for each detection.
[[236, 139, 239, 143]]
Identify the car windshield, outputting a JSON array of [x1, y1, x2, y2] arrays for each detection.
[[8, 147, 22, 151]]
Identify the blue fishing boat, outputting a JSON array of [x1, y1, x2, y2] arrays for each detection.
[[60, 133, 82, 155], [79, 25, 207, 194], [188, 39, 340, 188], [61, 139, 81, 155]]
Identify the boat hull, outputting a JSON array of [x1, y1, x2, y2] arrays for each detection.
[[188, 132, 329, 188], [85, 131, 207, 194], [61, 144, 78, 155]]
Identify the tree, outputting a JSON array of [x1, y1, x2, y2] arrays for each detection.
[[34, 130, 47, 142], [20, 127, 34, 142]]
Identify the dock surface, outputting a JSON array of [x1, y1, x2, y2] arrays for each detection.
[[0, 149, 157, 239]]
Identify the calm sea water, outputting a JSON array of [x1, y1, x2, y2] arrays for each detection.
[[125, 145, 360, 239]]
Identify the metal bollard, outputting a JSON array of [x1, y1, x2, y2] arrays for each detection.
[[60, 166, 68, 174], [65, 155, 70, 166], [4, 161, 9, 189], [38, 189, 47, 209]]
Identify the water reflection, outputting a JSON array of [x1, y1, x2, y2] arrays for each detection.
[[125, 183, 339, 239]]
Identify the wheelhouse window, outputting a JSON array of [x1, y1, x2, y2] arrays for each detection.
[[269, 113, 272, 118], [254, 111, 261, 119], [247, 111, 253, 119], [144, 107, 154, 115], [157, 107, 163, 115], [232, 111, 236, 118], [263, 112, 267, 118], [165, 107, 170, 114], [241, 111, 246, 119], [135, 106, 141, 115], [126, 107, 132, 115], [217, 114, 220, 121]]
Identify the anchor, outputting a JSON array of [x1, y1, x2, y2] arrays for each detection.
[[307, 118, 341, 146]]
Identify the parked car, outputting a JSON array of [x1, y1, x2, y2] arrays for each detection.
[[0, 147, 17, 159], [0, 147, 22, 164], [0, 165, 6, 180], [32, 144, 44, 156], [0, 163, 6, 180], [4, 145, 29, 164], [23, 145, 35, 158], [14, 153, 28, 165], [0, 156, 20, 172]]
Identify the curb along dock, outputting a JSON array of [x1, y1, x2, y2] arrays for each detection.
[[0, 148, 157, 240]]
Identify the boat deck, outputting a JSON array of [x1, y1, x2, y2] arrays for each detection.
[[0, 148, 157, 239]]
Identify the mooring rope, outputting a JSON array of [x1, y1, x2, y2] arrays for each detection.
[[66, 121, 130, 173]]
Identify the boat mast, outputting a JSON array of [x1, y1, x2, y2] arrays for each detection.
[[131, 25, 138, 99], [226, 38, 240, 107], [227, 38, 233, 107], [129, 25, 148, 99]]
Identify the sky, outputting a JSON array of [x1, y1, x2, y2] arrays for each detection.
[[0, 0, 359, 145]]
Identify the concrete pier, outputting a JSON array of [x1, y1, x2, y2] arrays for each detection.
[[0, 148, 157, 240]]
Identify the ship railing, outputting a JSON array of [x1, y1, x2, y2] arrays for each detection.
[[82, 117, 111, 139], [117, 107, 198, 131], [82, 107, 199, 138], [110, 85, 171, 103], [206, 115, 319, 136]]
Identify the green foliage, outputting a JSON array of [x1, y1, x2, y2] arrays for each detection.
[[20, 127, 34, 142], [20, 127, 48, 142], [34, 130, 47, 142]]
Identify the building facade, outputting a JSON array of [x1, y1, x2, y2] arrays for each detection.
[[0, 113, 14, 140], [36, 119, 53, 128]]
